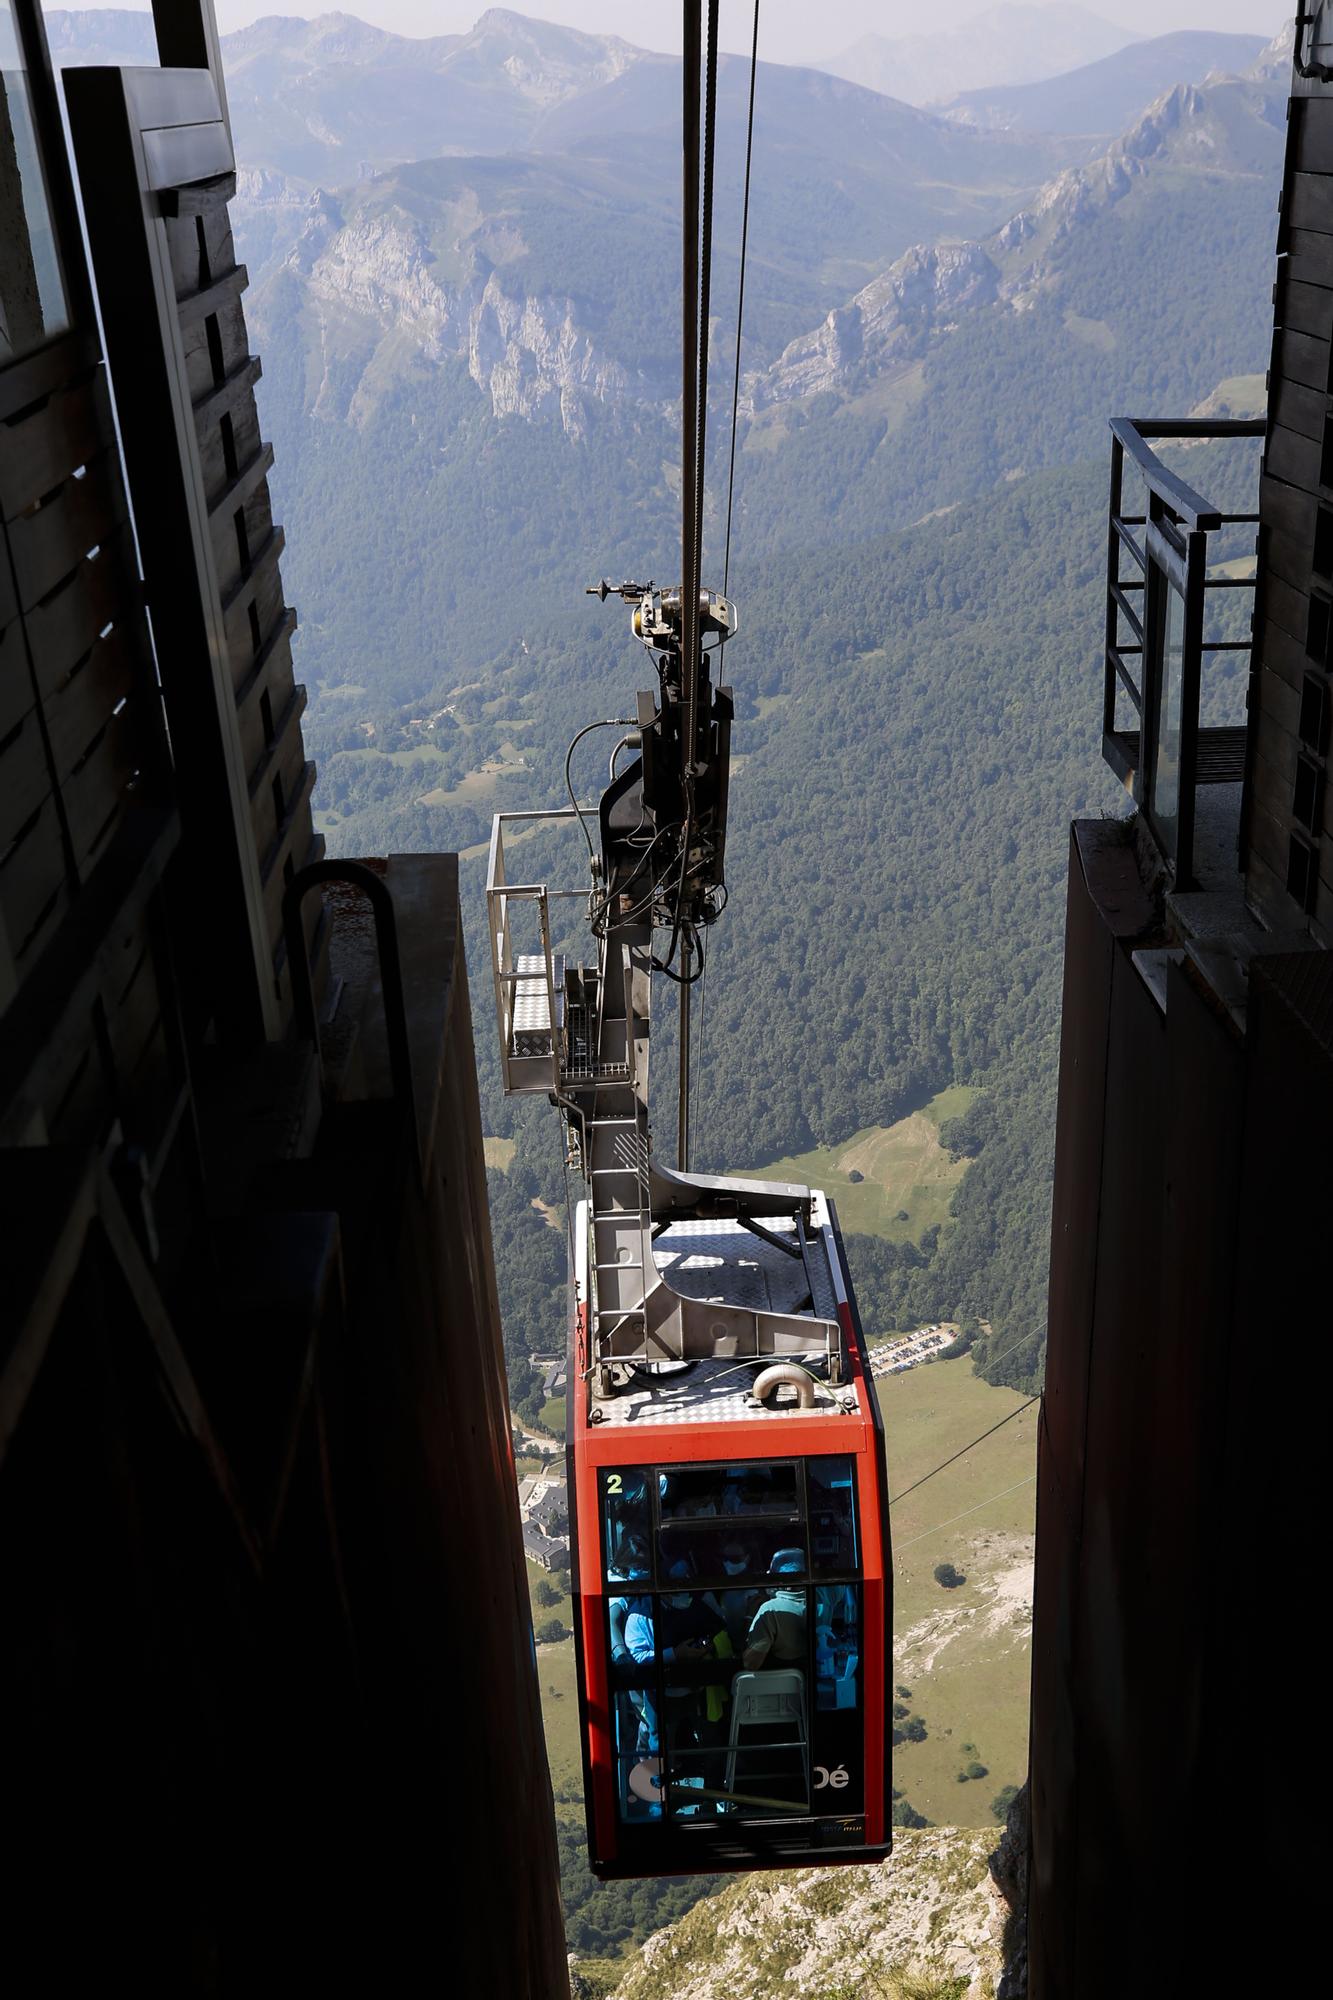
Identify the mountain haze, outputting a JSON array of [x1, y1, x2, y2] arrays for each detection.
[[40, 7, 156, 65], [818, 3, 1138, 107], [943, 27, 1269, 134], [242, 45, 1283, 1404], [709, 61, 1285, 554], [44, 10, 1286, 1406], [221, 8, 657, 180]]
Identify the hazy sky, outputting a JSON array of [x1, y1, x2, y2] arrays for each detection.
[[67, 2, 1295, 65]]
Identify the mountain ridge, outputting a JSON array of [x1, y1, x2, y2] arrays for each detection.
[[255, 56, 1284, 448], [817, 3, 1138, 108], [745, 65, 1286, 422], [941, 27, 1269, 134]]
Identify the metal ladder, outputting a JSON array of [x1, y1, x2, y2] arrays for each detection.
[[587, 1107, 654, 1348]]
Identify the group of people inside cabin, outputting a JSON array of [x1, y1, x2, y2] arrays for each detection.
[[605, 1465, 814, 1816]]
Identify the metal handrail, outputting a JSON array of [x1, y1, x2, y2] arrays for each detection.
[[486, 807, 599, 1095], [1103, 417, 1263, 887], [283, 859, 420, 1171], [1296, 3, 1332, 79], [1109, 416, 1265, 530]]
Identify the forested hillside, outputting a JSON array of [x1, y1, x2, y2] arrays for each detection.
[[310, 458, 1121, 1401], [233, 29, 1285, 1400]]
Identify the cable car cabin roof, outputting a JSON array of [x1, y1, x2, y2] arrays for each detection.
[[566, 1195, 891, 1877], [594, 1213, 850, 1429], [658, 1215, 840, 1321], [590, 1352, 856, 1429]]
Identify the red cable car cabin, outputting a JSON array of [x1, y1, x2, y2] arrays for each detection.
[[484, 585, 891, 1877], [567, 1189, 891, 1878]]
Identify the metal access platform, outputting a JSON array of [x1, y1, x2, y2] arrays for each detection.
[[485, 808, 849, 1392]]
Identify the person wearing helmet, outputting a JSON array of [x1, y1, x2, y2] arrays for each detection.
[[742, 1550, 807, 1669], [714, 1537, 761, 1647]]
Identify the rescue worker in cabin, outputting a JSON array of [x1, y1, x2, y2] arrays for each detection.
[[743, 1550, 807, 1668], [713, 1537, 762, 1648], [624, 1561, 733, 1801], [607, 1531, 655, 1767]]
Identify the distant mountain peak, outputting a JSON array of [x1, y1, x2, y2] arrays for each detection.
[[817, 4, 1138, 108], [750, 60, 1285, 416], [1250, 18, 1297, 80], [941, 28, 1271, 137]]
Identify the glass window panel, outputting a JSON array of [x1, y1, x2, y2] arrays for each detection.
[[1, 6, 69, 362], [608, 1593, 662, 1823], [813, 1584, 860, 1713], [715, 1590, 811, 1817], [661, 1592, 733, 1816], [658, 1460, 799, 1519], [1150, 566, 1185, 859], [601, 1467, 651, 1582], [609, 1580, 861, 1824], [811, 1584, 864, 1812], [657, 1517, 807, 1592], [808, 1456, 859, 1573]]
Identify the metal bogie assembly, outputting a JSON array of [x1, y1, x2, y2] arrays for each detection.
[[485, 578, 852, 1408]]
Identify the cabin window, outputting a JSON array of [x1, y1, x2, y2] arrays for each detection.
[[600, 1459, 865, 1825], [657, 1461, 799, 1521], [809, 1457, 858, 1571], [601, 1468, 651, 1582]]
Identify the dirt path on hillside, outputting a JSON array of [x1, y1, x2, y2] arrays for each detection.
[[896, 1530, 1034, 1680]]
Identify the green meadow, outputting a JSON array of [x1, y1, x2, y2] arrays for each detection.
[[749, 1087, 979, 1245]]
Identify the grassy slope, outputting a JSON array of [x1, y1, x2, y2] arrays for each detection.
[[748, 1087, 978, 1244], [878, 1356, 1037, 1827], [524, 1558, 583, 1802]]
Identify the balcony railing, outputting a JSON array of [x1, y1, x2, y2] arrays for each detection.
[[1103, 417, 1264, 888]]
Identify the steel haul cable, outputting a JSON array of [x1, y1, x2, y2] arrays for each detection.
[[723, 0, 760, 601], [888, 1395, 1040, 1509], [895, 1475, 1038, 1553]]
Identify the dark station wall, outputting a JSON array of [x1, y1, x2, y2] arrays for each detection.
[[1028, 822, 1329, 1997], [2, 5, 569, 1991]]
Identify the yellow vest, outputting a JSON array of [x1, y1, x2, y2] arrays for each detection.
[[705, 1629, 735, 1724]]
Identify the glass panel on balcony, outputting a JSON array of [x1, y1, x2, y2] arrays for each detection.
[[1149, 566, 1186, 862]]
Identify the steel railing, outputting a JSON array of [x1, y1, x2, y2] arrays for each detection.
[[1103, 416, 1264, 887], [485, 808, 595, 1096]]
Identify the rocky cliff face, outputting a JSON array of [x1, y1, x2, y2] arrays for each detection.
[[746, 65, 1284, 413], [279, 195, 664, 433], [747, 244, 1001, 412], [245, 37, 1284, 440], [599, 1826, 1012, 2000]]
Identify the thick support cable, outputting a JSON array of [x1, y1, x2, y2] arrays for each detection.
[[681, 0, 701, 730], [723, 0, 760, 600], [694, 0, 719, 618], [677, 3, 718, 1160], [681, 1, 718, 789], [677, 956, 691, 1170]]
